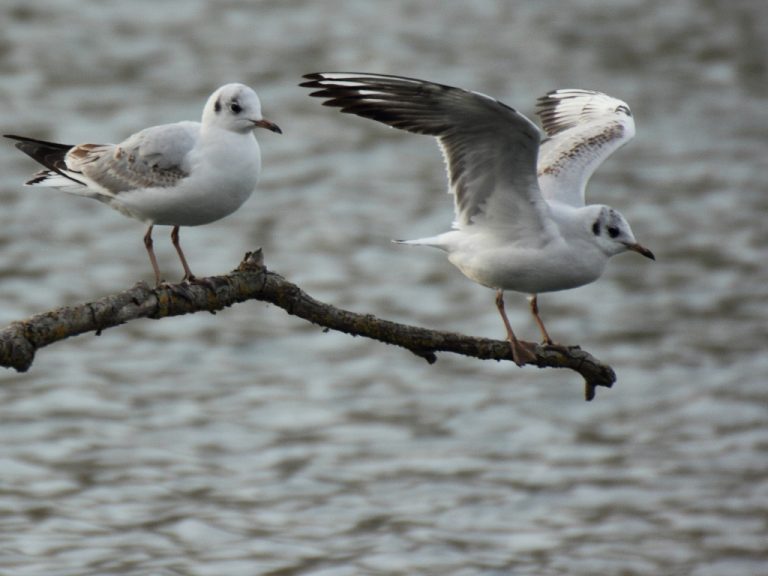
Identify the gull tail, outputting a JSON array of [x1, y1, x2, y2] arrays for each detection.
[[392, 235, 449, 251]]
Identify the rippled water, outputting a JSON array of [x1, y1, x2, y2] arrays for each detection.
[[1, 1, 767, 574]]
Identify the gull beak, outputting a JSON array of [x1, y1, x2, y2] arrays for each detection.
[[626, 242, 655, 260], [251, 118, 282, 134]]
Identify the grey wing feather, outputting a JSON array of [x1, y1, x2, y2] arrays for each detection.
[[72, 121, 199, 194], [302, 73, 556, 244]]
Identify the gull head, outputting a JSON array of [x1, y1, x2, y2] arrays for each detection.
[[202, 83, 282, 135], [589, 206, 654, 260]]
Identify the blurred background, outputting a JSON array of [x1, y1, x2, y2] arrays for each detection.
[[1, 1, 766, 574]]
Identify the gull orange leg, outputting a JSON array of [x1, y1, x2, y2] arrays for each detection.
[[527, 294, 553, 345], [143, 225, 163, 286], [171, 225, 195, 282], [495, 289, 536, 367]]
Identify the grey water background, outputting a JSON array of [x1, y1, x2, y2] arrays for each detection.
[[1, 0, 766, 574]]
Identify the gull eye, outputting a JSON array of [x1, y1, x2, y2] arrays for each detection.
[[607, 226, 620, 239], [229, 102, 242, 114]]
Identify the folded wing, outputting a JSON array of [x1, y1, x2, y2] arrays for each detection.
[[72, 122, 198, 195], [6, 121, 197, 196]]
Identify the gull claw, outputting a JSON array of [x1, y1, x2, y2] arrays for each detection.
[[509, 339, 537, 367]]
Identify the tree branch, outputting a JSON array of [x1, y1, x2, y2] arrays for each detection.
[[0, 250, 615, 400]]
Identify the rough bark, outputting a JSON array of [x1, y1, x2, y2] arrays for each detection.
[[0, 250, 615, 400]]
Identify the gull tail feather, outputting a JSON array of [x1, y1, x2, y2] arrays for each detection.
[[392, 235, 449, 251]]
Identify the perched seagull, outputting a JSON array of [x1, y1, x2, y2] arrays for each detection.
[[5, 83, 281, 285], [301, 72, 654, 366]]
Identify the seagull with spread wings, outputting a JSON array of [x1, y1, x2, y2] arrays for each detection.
[[301, 72, 653, 366]]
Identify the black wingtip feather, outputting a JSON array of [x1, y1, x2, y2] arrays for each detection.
[[4, 134, 82, 184], [300, 71, 527, 140]]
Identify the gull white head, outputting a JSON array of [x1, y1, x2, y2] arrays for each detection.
[[202, 83, 282, 135], [588, 205, 655, 260]]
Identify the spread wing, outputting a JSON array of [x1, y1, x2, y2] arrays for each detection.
[[535, 89, 635, 207], [302, 72, 558, 245]]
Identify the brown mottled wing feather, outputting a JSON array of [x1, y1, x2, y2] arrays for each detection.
[[535, 89, 635, 207], [71, 122, 197, 194]]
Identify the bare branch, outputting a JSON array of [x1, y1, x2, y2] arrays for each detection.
[[0, 250, 615, 400]]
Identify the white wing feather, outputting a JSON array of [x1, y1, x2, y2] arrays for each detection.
[[536, 89, 635, 207]]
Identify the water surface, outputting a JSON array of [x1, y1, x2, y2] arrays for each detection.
[[1, 1, 766, 574]]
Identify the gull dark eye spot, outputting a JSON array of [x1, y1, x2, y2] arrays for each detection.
[[213, 97, 222, 113], [229, 102, 242, 114], [607, 226, 620, 239], [592, 221, 601, 236]]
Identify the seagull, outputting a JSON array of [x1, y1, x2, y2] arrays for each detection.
[[301, 72, 654, 366], [5, 83, 281, 285]]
